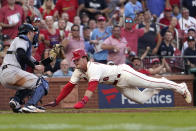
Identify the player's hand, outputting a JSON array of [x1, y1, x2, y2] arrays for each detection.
[[34, 65, 44, 72], [113, 46, 119, 53], [146, 46, 151, 51], [74, 96, 88, 109], [44, 100, 57, 107], [74, 101, 85, 109]]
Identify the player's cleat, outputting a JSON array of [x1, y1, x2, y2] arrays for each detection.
[[36, 106, 46, 110], [181, 83, 192, 104], [22, 105, 45, 113], [9, 98, 22, 113]]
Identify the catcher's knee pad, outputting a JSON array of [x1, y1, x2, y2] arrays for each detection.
[[26, 77, 49, 105]]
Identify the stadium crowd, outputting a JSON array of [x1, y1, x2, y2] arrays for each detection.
[[0, 0, 196, 77]]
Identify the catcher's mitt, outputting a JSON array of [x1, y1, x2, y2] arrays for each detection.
[[49, 44, 65, 60]]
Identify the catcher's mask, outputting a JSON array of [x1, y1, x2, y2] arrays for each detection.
[[72, 49, 87, 61], [18, 23, 37, 35], [18, 23, 39, 47]]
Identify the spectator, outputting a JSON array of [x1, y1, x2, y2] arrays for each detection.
[[184, 36, 196, 68], [32, 17, 47, 61], [160, 17, 180, 50], [161, 17, 179, 37], [172, 4, 181, 20], [74, 16, 84, 38], [101, 25, 127, 65], [131, 56, 150, 75], [179, 8, 196, 33], [148, 58, 171, 75], [121, 17, 145, 55], [183, 0, 196, 18], [61, 24, 85, 71], [141, 0, 165, 17], [169, 0, 180, 7], [106, 0, 124, 19], [53, 12, 73, 32], [58, 18, 70, 40], [137, 9, 162, 56], [157, 31, 175, 56], [80, 12, 90, 27], [124, 0, 143, 20], [34, 0, 42, 9], [109, 6, 124, 26], [25, 0, 43, 23], [83, 26, 95, 57], [79, 0, 108, 19], [39, 0, 55, 20], [159, 7, 180, 30], [0, 0, 25, 39], [1, 34, 11, 57], [90, 16, 112, 64], [136, 11, 145, 25], [182, 28, 196, 55], [54, 0, 78, 22], [52, 59, 73, 77], [44, 16, 61, 49], [88, 19, 97, 36], [15, 0, 24, 6]]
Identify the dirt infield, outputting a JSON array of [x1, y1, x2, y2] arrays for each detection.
[[0, 107, 195, 114], [46, 107, 196, 113]]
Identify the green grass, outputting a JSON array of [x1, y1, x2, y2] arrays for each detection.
[[0, 108, 196, 131]]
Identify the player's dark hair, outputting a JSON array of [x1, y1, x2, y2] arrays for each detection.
[[82, 56, 89, 61]]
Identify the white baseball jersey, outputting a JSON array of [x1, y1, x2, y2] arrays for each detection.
[[70, 62, 121, 85], [69, 61, 185, 104], [0, 37, 38, 90]]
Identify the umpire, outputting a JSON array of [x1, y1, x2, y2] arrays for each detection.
[[0, 23, 49, 113]]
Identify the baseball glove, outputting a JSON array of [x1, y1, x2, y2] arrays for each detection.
[[49, 44, 65, 60]]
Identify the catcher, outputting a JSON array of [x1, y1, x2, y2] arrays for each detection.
[[0, 23, 64, 113], [45, 49, 192, 109]]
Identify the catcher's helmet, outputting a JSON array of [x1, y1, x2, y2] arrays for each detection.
[[18, 23, 36, 35], [72, 49, 87, 61]]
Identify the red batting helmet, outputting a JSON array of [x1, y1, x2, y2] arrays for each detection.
[[72, 49, 87, 61]]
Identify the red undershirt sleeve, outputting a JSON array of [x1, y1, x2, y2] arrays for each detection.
[[87, 81, 99, 92], [56, 82, 76, 104]]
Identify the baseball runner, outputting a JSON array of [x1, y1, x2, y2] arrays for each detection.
[[0, 23, 63, 113], [45, 49, 192, 109]]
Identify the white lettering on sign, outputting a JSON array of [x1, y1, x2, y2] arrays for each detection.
[[89, 2, 101, 9], [121, 94, 172, 105], [192, 0, 196, 6]]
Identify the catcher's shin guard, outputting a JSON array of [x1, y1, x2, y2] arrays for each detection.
[[14, 89, 33, 104], [26, 77, 49, 106]]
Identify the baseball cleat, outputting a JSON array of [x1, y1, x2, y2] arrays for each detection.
[[181, 83, 192, 104], [22, 105, 45, 113], [9, 98, 22, 113]]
